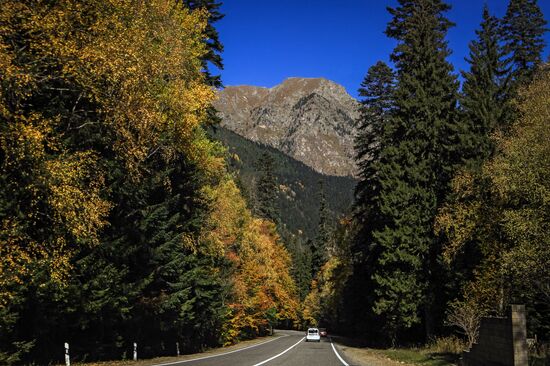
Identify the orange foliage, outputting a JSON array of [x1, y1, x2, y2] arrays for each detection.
[[198, 178, 299, 343]]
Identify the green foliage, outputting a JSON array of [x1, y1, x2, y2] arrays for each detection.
[[255, 152, 279, 223], [501, 0, 548, 88], [352, 0, 461, 342], [498, 0, 548, 131], [311, 218, 355, 330], [0, 340, 34, 366], [343, 61, 396, 339], [183, 0, 224, 88], [288, 237, 313, 301], [437, 66, 550, 341], [311, 181, 330, 278], [208, 126, 356, 242], [354, 61, 395, 222], [460, 5, 511, 164]]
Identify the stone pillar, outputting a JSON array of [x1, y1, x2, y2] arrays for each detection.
[[510, 304, 528, 366]]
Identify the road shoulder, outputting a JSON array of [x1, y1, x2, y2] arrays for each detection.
[[70, 334, 285, 366], [331, 336, 414, 366]]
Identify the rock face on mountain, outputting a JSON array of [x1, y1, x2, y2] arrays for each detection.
[[213, 77, 359, 176]]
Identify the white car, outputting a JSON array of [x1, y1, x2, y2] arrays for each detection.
[[305, 327, 321, 342]]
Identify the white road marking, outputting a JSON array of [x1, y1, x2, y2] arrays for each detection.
[[250, 336, 305, 366], [330, 341, 349, 366], [149, 334, 288, 366]]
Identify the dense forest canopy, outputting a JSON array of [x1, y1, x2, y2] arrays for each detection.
[[0, 0, 548, 364], [304, 0, 549, 353], [0, 0, 298, 363]]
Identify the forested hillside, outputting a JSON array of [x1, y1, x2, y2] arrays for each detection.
[[208, 126, 355, 301], [209, 126, 355, 240], [0, 1, 298, 364]]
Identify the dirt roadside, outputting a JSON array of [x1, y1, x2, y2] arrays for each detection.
[[332, 336, 414, 366]]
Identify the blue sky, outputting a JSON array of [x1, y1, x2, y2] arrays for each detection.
[[216, 0, 550, 98]]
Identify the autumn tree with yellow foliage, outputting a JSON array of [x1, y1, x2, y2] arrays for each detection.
[[200, 178, 299, 340], [0, 0, 298, 363], [436, 65, 550, 341]]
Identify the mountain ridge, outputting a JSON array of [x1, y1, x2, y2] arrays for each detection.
[[214, 77, 359, 177]]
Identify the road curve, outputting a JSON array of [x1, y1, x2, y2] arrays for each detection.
[[152, 330, 351, 366]]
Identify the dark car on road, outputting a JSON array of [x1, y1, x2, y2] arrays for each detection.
[[319, 328, 327, 337]]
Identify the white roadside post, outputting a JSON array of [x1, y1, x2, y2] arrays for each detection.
[[133, 342, 137, 361], [64, 342, 70, 366], [176, 342, 180, 356]]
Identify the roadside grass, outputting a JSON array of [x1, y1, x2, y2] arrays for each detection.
[[530, 356, 545, 366], [375, 338, 550, 366], [333, 335, 463, 366], [529, 343, 550, 366], [379, 347, 458, 366], [377, 336, 464, 366]]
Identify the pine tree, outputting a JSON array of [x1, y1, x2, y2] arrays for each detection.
[[354, 61, 395, 222], [366, 0, 460, 342], [460, 5, 510, 164], [311, 181, 330, 277], [184, 0, 224, 126], [352, 61, 395, 272], [183, 0, 224, 87], [343, 61, 395, 340], [287, 234, 313, 301], [255, 153, 278, 223], [501, 0, 547, 89]]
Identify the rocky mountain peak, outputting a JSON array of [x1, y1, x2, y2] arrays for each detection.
[[213, 77, 359, 177]]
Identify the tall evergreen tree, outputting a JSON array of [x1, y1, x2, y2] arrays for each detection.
[[460, 5, 510, 164], [354, 61, 395, 222], [311, 181, 330, 277], [287, 235, 313, 301], [183, 0, 225, 127], [255, 152, 278, 222], [364, 0, 460, 342], [343, 62, 395, 337], [183, 0, 224, 88], [501, 0, 547, 89]]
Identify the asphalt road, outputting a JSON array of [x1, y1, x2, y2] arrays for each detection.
[[152, 330, 351, 366]]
